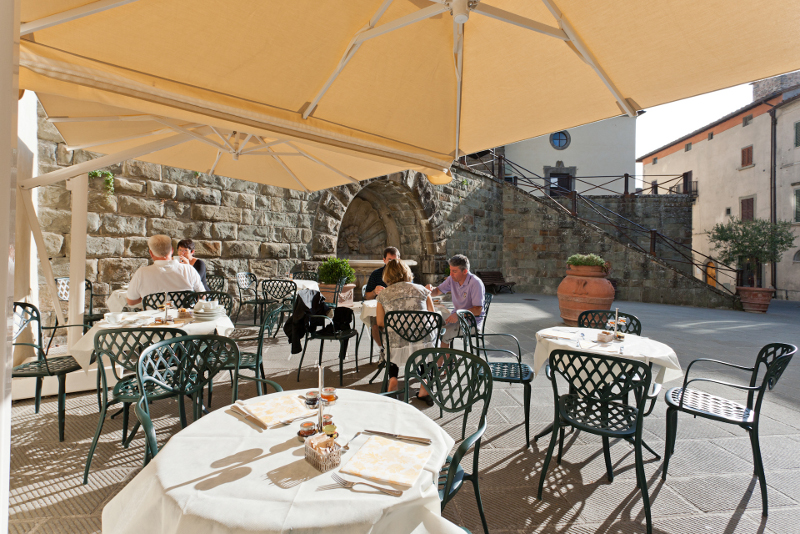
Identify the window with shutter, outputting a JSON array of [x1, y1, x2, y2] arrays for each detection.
[[795, 122, 800, 148], [685, 142, 692, 152], [741, 146, 753, 167], [795, 189, 800, 222], [743, 114, 753, 127], [741, 197, 754, 221]]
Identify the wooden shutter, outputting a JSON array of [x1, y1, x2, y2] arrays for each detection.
[[741, 197, 754, 221], [795, 189, 800, 222], [741, 146, 753, 167], [795, 122, 800, 148]]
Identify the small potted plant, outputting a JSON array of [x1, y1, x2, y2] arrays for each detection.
[[708, 217, 795, 313], [557, 253, 614, 326], [318, 257, 357, 307]]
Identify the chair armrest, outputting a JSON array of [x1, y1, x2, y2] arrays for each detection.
[[482, 332, 522, 357], [682, 358, 755, 391], [235, 376, 283, 397], [13, 342, 41, 349], [678, 377, 760, 409], [43, 323, 92, 331]]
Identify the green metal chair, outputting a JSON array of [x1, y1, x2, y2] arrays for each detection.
[[538, 349, 654, 534], [577, 309, 642, 335], [212, 303, 286, 406], [83, 327, 187, 483], [373, 311, 443, 395], [402, 347, 492, 534], [142, 291, 198, 310], [260, 279, 297, 335], [12, 301, 87, 442], [296, 307, 360, 386], [235, 272, 266, 325], [458, 310, 532, 445], [663, 342, 797, 517], [292, 271, 319, 282], [449, 293, 491, 352], [324, 276, 349, 311], [195, 291, 236, 316], [55, 277, 106, 331], [206, 274, 225, 292]]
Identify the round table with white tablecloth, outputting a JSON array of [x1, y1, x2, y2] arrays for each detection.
[[101, 388, 455, 534], [533, 326, 683, 385]]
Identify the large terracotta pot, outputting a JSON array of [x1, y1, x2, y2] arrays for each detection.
[[557, 265, 615, 326], [737, 286, 774, 313], [319, 283, 356, 307]]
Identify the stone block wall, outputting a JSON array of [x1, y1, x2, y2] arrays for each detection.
[[502, 186, 735, 309]]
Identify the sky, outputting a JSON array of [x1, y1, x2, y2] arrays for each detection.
[[635, 82, 754, 176]]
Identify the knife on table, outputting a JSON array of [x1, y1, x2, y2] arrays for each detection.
[[364, 429, 432, 445]]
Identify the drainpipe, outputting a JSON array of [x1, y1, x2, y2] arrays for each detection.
[[769, 107, 777, 290]]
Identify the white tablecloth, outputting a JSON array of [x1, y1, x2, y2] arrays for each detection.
[[71, 310, 236, 370], [534, 327, 683, 384], [102, 389, 455, 534]]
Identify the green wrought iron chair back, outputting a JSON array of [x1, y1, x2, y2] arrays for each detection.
[[324, 276, 349, 307], [549, 349, 651, 404], [54, 277, 102, 318], [382, 310, 443, 350], [137, 334, 239, 399], [93, 327, 188, 381], [206, 275, 225, 292], [236, 272, 257, 293], [142, 291, 198, 310], [748, 343, 796, 410], [254, 303, 288, 352], [196, 291, 236, 316], [12, 302, 45, 362], [260, 279, 297, 304], [479, 292, 492, 326], [577, 310, 642, 336], [293, 271, 318, 281]]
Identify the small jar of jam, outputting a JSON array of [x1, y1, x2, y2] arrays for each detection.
[[321, 387, 336, 402], [322, 414, 334, 428], [305, 391, 319, 408], [298, 421, 317, 440]]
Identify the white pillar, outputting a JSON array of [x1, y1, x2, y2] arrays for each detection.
[[0, 0, 21, 530], [65, 174, 88, 349]]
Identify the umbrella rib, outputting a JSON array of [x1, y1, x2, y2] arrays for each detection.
[[472, 4, 568, 40], [287, 142, 360, 186], [209, 150, 223, 175], [48, 114, 155, 123], [453, 21, 465, 159], [210, 126, 236, 152], [63, 124, 203, 151], [20, 0, 142, 36], [154, 117, 229, 151], [268, 148, 311, 193], [541, 0, 636, 117]]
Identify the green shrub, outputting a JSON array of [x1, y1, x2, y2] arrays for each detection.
[[709, 217, 795, 268], [318, 257, 356, 285], [566, 253, 606, 268]]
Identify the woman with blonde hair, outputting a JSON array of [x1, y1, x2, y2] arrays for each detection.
[[376, 259, 436, 404]]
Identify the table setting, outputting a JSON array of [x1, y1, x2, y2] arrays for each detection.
[[102, 379, 455, 534]]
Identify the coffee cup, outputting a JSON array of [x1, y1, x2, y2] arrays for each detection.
[[104, 312, 124, 324]]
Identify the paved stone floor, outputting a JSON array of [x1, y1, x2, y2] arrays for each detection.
[[9, 294, 800, 533]]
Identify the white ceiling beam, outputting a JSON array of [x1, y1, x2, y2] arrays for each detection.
[[239, 138, 286, 155], [63, 123, 203, 151], [153, 118, 228, 151], [267, 148, 311, 193], [20, 0, 141, 35], [453, 22, 465, 159], [302, 0, 396, 119], [472, 4, 568, 40], [48, 114, 154, 123], [353, 3, 449, 45], [541, 0, 636, 117], [287, 142, 360, 186]]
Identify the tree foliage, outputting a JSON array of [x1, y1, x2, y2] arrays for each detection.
[[318, 257, 356, 285], [708, 217, 795, 266]]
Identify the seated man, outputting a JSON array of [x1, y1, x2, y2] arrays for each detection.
[[126, 234, 205, 306], [364, 247, 400, 359], [426, 254, 485, 347]]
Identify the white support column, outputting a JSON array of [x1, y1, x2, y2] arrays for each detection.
[[65, 175, 88, 349], [0, 0, 21, 530]]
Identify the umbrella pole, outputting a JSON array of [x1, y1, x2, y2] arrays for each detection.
[[65, 174, 88, 350]]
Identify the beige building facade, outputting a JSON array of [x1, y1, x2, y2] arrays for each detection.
[[638, 85, 800, 300]]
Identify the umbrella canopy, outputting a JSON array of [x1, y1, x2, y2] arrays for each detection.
[[18, 0, 800, 189]]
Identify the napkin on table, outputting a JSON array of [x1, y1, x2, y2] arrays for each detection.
[[340, 435, 434, 487], [242, 396, 315, 427]]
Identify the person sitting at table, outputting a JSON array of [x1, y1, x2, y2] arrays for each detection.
[[364, 246, 400, 361], [376, 259, 436, 405], [176, 239, 209, 291], [426, 254, 485, 348], [126, 234, 205, 306]]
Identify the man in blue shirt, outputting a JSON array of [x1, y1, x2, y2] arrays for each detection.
[[364, 247, 400, 358], [426, 254, 485, 347]]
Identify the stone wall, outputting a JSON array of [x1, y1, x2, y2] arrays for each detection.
[[502, 186, 736, 309]]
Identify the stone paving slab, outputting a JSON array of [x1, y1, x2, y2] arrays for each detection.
[[9, 293, 800, 533]]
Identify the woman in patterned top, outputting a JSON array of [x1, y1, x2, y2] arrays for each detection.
[[376, 259, 436, 405]]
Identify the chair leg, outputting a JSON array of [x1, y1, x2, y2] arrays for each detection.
[[749, 427, 769, 516], [57, 374, 67, 442], [471, 474, 490, 534], [662, 408, 678, 480], [84, 401, 108, 484], [557, 426, 565, 464], [635, 435, 653, 534], [178, 395, 188, 428], [297, 335, 310, 382], [369, 361, 385, 384], [34, 377, 43, 414], [534, 422, 554, 443], [122, 403, 130, 445], [207, 380, 214, 408], [523, 382, 531, 447], [96, 370, 102, 412], [123, 421, 140, 448], [339, 341, 345, 388], [602, 436, 614, 482], [537, 419, 560, 500]]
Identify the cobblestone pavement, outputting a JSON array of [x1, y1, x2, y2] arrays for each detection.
[[10, 294, 800, 533]]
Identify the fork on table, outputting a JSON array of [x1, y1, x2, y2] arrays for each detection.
[[330, 472, 403, 497]]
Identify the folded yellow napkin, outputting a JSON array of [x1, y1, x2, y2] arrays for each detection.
[[340, 435, 434, 487], [243, 396, 315, 427]]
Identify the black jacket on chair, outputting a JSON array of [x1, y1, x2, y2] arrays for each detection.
[[284, 290, 328, 354]]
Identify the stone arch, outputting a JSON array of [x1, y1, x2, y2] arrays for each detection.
[[311, 171, 445, 283]]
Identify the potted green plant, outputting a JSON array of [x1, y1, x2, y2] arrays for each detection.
[[708, 217, 795, 313], [317, 257, 357, 307], [557, 253, 614, 326]]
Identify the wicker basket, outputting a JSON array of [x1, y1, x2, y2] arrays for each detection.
[[304, 434, 342, 472]]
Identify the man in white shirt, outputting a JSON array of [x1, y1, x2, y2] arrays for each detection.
[[126, 235, 205, 306]]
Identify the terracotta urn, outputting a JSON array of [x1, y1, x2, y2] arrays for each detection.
[[319, 283, 356, 308], [557, 265, 615, 326], [736, 286, 774, 313]]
